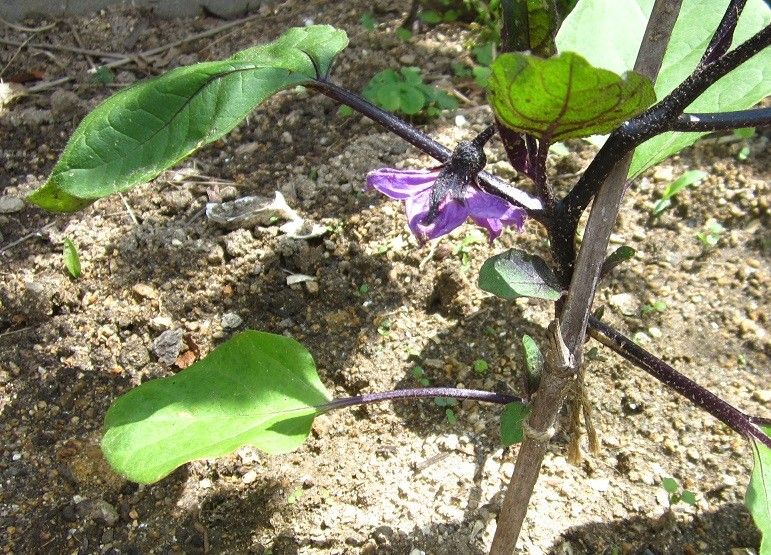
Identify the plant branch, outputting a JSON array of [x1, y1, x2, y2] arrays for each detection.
[[489, 2, 682, 553], [562, 20, 771, 225], [308, 79, 546, 219], [587, 316, 771, 450], [671, 107, 771, 132], [322, 387, 522, 412], [700, 0, 747, 65]]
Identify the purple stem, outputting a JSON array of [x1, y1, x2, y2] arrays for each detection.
[[308, 79, 547, 221], [588, 315, 771, 449], [700, 0, 748, 66], [320, 387, 522, 413]]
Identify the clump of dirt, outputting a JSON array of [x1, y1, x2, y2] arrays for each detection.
[[0, 2, 768, 554]]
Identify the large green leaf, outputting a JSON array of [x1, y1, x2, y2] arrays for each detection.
[[478, 249, 564, 301], [27, 25, 348, 212], [102, 330, 331, 484], [555, 0, 771, 177], [747, 425, 771, 554], [488, 51, 655, 142]]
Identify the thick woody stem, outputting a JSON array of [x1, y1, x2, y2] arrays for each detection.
[[489, 2, 682, 553]]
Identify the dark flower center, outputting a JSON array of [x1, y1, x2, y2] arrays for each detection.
[[423, 140, 487, 225]]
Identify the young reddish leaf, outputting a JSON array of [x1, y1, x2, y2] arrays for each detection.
[[488, 52, 655, 142]]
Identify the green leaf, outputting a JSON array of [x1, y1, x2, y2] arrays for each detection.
[[661, 477, 679, 494], [747, 425, 771, 553], [600, 245, 636, 276], [27, 26, 348, 212], [521, 334, 544, 393], [398, 86, 427, 115], [62, 238, 82, 278], [473, 359, 489, 374], [395, 27, 413, 41], [478, 249, 564, 301], [101, 330, 330, 484], [555, 0, 771, 177], [360, 12, 376, 30], [420, 10, 443, 24], [500, 402, 530, 445], [652, 170, 707, 216], [681, 490, 697, 506], [489, 52, 655, 142]]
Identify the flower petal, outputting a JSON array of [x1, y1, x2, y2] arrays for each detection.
[[470, 216, 504, 242], [465, 188, 516, 218], [466, 187, 527, 237], [406, 190, 468, 242], [366, 168, 439, 200]]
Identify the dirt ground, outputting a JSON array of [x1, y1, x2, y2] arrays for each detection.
[[0, 2, 769, 554]]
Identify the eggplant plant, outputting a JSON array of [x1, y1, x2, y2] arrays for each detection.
[[26, 0, 771, 552]]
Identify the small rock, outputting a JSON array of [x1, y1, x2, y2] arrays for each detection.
[[0, 195, 23, 214], [149, 315, 174, 331], [242, 470, 258, 484], [84, 499, 119, 526], [305, 280, 319, 294], [588, 477, 610, 492], [132, 283, 158, 299], [50, 90, 82, 117], [221, 312, 243, 329], [653, 166, 674, 182], [752, 389, 771, 403], [621, 393, 645, 414], [399, 54, 416, 64], [115, 70, 136, 84], [608, 292, 637, 315], [281, 131, 293, 144], [152, 329, 185, 365]]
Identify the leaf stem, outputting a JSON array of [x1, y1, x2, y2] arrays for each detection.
[[671, 107, 771, 132], [321, 388, 522, 413], [587, 316, 771, 449], [700, 0, 748, 66]]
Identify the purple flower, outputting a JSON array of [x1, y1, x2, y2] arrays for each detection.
[[366, 164, 527, 243]]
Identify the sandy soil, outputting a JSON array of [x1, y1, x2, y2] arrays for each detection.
[[0, 2, 769, 553]]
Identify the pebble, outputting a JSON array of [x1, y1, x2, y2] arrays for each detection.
[[149, 315, 173, 331], [242, 470, 257, 484], [151, 329, 185, 364], [132, 283, 158, 299], [588, 477, 610, 492], [84, 499, 119, 526], [0, 195, 23, 214], [49, 89, 82, 117], [752, 389, 771, 403], [221, 312, 243, 329]]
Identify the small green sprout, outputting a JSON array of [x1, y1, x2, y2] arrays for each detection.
[[377, 319, 392, 337], [362, 67, 457, 117], [454, 229, 486, 269], [287, 486, 304, 505], [394, 27, 413, 41], [445, 408, 458, 425], [696, 219, 726, 249], [434, 397, 458, 424], [640, 300, 667, 317], [63, 238, 82, 279], [661, 477, 697, 508], [357, 283, 370, 296], [360, 12, 376, 30], [412, 366, 430, 387], [473, 358, 489, 375], [651, 170, 707, 217]]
